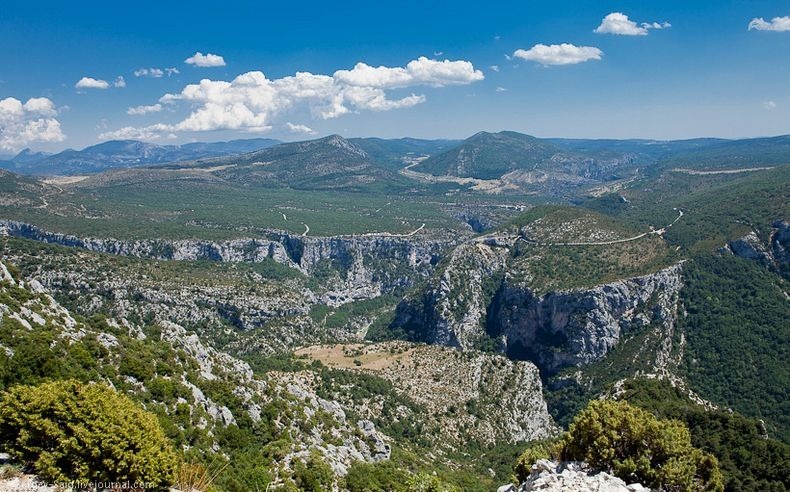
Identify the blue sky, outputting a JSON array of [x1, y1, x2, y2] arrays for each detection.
[[0, 0, 788, 152]]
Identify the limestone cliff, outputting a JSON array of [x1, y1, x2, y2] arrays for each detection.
[[390, 238, 684, 376], [1, 220, 452, 305], [725, 219, 789, 277], [491, 264, 683, 375]]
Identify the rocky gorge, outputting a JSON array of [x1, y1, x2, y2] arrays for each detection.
[[389, 236, 685, 377], [1, 220, 454, 306]]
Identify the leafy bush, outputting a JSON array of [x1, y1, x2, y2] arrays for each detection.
[[513, 440, 559, 483], [0, 379, 178, 488], [292, 450, 335, 491], [406, 472, 460, 492], [618, 378, 790, 492], [344, 460, 409, 491], [559, 399, 723, 491]]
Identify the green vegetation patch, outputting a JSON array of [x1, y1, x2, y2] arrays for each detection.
[[559, 399, 723, 491], [620, 378, 790, 492], [679, 254, 790, 440], [0, 379, 178, 488]]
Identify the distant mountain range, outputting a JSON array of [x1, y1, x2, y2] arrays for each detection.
[[0, 138, 281, 175], [4, 132, 790, 184]]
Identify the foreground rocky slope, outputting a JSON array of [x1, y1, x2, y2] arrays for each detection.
[[0, 244, 561, 489], [294, 342, 557, 447], [0, 260, 391, 482], [500, 460, 650, 492]]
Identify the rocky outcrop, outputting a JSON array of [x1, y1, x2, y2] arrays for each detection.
[[372, 343, 557, 445], [1, 220, 452, 305], [501, 460, 650, 492], [391, 244, 684, 376], [291, 342, 558, 449], [771, 220, 790, 264], [391, 242, 509, 349], [728, 232, 774, 267], [724, 220, 789, 276], [491, 264, 683, 375]]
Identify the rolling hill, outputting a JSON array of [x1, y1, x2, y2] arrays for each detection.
[[189, 134, 411, 190], [411, 131, 638, 182], [349, 137, 461, 171]]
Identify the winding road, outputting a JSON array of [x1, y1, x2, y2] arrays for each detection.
[[354, 223, 426, 238], [476, 209, 684, 248]]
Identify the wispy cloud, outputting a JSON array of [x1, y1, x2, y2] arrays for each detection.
[[513, 44, 602, 66], [185, 52, 226, 67], [127, 104, 163, 115], [748, 16, 790, 31], [594, 12, 671, 36], [100, 56, 484, 140], [114, 76, 126, 88], [762, 100, 777, 110], [134, 67, 180, 77]]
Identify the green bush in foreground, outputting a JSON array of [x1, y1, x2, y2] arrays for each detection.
[[0, 379, 178, 488], [559, 399, 723, 492], [513, 440, 560, 483]]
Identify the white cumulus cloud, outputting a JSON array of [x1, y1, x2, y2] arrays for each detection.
[[286, 122, 316, 134], [114, 76, 126, 88], [748, 16, 790, 31], [127, 104, 163, 115], [0, 97, 65, 151], [99, 56, 483, 140], [513, 44, 603, 65], [75, 77, 110, 89], [333, 57, 484, 88], [594, 12, 671, 35], [185, 52, 226, 67]]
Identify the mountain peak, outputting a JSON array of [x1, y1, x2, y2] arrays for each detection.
[[413, 131, 561, 179], [11, 148, 53, 164], [316, 135, 368, 157]]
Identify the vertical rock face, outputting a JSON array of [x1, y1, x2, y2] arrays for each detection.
[[725, 219, 789, 276], [728, 232, 775, 267], [771, 220, 790, 264], [391, 242, 510, 349], [293, 234, 448, 305], [0, 220, 452, 305], [490, 264, 683, 375], [391, 238, 684, 376]]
